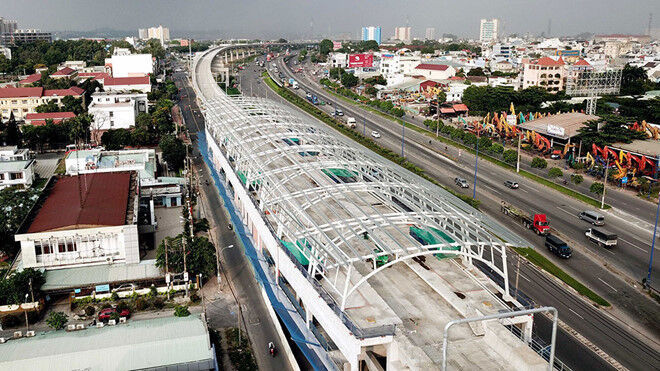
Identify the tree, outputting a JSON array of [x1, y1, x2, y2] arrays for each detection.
[[620, 64, 654, 95], [329, 67, 345, 80], [341, 73, 359, 88], [68, 114, 92, 145], [319, 39, 333, 55], [531, 157, 548, 169], [571, 174, 584, 185], [46, 311, 68, 330], [364, 75, 386, 86], [503, 149, 518, 164], [156, 235, 217, 277], [436, 90, 447, 103], [159, 134, 186, 171], [35, 100, 60, 113], [101, 128, 133, 150], [548, 167, 563, 178], [590, 182, 605, 195], [467, 67, 485, 76]]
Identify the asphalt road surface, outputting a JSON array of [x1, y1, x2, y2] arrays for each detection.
[[173, 69, 298, 371], [238, 57, 660, 371]]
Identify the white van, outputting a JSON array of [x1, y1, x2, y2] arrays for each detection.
[[579, 211, 605, 226], [346, 117, 357, 129]]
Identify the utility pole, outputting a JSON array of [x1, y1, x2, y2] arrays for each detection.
[[183, 237, 189, 297], [436, 102, 441, 138], [601, 156, 610, 209], [647, 195, 659, 289], [516, 132, 522, 173], [165, 239, 170, 300], [514, 253, 521, 300], [401, 122, 405, 158]]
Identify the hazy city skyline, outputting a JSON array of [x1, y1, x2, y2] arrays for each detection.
[[3, 0, 659, 40]]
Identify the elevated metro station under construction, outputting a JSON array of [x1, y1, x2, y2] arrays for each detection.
[[193, 45, 555, 370]]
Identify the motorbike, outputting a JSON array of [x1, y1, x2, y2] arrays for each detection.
[[268, 342, 277, 357]]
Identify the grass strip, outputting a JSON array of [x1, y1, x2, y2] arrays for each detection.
[[322, 87, 611, 209], [263, 73, 480, 209], [513, 247, 611, 307]]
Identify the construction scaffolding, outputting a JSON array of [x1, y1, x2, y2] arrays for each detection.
[[566, 66, 623, 115]]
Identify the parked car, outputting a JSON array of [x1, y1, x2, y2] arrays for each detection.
[[98, 307, 130, 322], [371, 131, 381, 138], [504, 180, 519, 189], [454, 177, 469, 188], [112, 283, 136, 293], [333, 108, 344, 116]]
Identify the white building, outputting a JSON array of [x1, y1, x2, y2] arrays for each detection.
[[0, 46, 10, 60], [62, 60, 87, 70], [15, 172, 139, 270], [394, 27, 412, 43], [329, 53, 348, 68], [446, 83, 470, 102], [107, 54, 154, 78], [425, 27, 435, 41], [113, 47, 132, 56], [379, 52, 422, 85], [88, 91, 149, 137], [412, 63, 457, 80], [65, 148, 156, 183], [361, 26, 382, 45], [104, 76, 152, 93], [139, 25, 170, 46], [480, 18, 499, 43], [0, 146, 34, 189]]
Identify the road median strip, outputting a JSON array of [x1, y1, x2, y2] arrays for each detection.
[[513, 247, 611, 307], [319, 85, 611, 210]]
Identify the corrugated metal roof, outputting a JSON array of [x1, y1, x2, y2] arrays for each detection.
[[27, 172, 132, 233], [0, 315, 214, 371], [41, 260, 162, 291]]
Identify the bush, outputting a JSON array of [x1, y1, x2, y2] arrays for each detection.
[[110, 292, 119, 301], [531, 157, 548, 169], [134, 297, 148, 311], [590, 182, 605, 195], [148, 285, 158, 298], [190, 293, 201, 303], [84, 306, 95, 316], [571, 162, 585, 171], [101, 303, 112, 309], [46, 311, 68, 330], [110, 312, 120, 322], [548, 167, 563, 178], [174, 305, 191, 317], [152, 297, 165, 309], [117, 301, 129, 312], [489, 143, 504, 155], [503, 149, 518, 165], [571, 174, 584, 184]]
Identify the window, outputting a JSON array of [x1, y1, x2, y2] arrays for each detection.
[[58, 241, 66, 253], [34, 241, 42, 256], [110, 120, 114, 127], [0, 173, 4, 180], [109, 111, 113, 117], [66, 239, 76, 252], [10, 172, 23, 180]]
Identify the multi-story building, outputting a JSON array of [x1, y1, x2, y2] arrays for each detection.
[[14, 171, 139, 270], [103, 76, 152, 93], [24, 112, 76, 126], [65, 148, 156, 183], [480, 18, 499, 43], [0, 17, 18, 36], [412, 63, 457, 80], [379, 52, 422, 85], [425, 27, 435, 41], [139, 25, 170, 46], [0, 46, 10, 60], [106, 54, 154, 78], [88, 91, 149, 140], [521, 56, 566, 92], [0, 86, 84, 120], [50, 67, 78, 80], [0, 146, 34, 189], [361, 26, 382, 45], [394, 27, 412, 43], [0, 29, 52, 45]]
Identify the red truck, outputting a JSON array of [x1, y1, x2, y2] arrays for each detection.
[[501, 201, 550, 235]]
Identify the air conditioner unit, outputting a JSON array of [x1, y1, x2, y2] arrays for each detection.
[[108, 319, 116, 326], [96, 322, 104, 328], [0, 338, 6, 343], [25, 331, 35, 337], [13, 331, 21, 339], [76, 324, 85, 330]]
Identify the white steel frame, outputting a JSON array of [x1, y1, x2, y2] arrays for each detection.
[[195, 46, 530, 313]]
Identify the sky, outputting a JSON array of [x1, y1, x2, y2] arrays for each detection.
[[3, 0, 660, 40]]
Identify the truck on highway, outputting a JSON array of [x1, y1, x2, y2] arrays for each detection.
[[545, 234, 572, 259], [500, 201, 550, 235], [585, 228, 617, 248], [346, 117, 357, 129]]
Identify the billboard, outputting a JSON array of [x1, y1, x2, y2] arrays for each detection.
[[333, 41, 342, 51], [348, 54, 374, 68]]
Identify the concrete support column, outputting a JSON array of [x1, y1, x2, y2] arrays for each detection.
[[224, 53, 228, 63], [305, 311, 312, 328], [522, 320, 533, 344]]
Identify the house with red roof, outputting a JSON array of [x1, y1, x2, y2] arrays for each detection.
[[0, 86, 84, 120], [18, 73, 42, 87], [51, 67, 78, 80], [24, 112, 76, 126], [413, 63, 456, 81], [103, 75, 151, 93], [521, 56, 566, 93], [14, 172, 140, 271]]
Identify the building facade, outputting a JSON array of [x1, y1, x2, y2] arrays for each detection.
[[522, 57, 566, 92], [425, 27, 435, 41], [139, 25, 170, 45], [0, 146, 34, 189], [0, 86, 84, 120], [394, 27, 412, 43], [88, 91, 149, 138], [0, 29, 52, 45], [480, 18, 499, 43], [106, 54, 154, 78], [103, 76, 152, 93], [361, 26, 382, 45]]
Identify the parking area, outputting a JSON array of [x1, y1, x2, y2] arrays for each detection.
[[34, 152, 63, 178], [143, 206, 185, 259]]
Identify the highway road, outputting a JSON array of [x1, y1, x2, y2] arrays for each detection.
[[237, 56, 660, 370], [172, 68, 299, 371]]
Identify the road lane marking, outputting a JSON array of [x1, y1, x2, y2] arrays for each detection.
[[619, 237, 648, 253], [556, 207, 579, 218], [597, 277, 618, 292], [520, 188, 529, 193], [518, 273, 531, 282], [568, 308, 584, 319]]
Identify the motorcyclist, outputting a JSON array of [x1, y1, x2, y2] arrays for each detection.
[[268, 342, 276, 356]]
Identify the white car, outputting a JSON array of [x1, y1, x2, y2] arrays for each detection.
[[371, 131, 381, 138]]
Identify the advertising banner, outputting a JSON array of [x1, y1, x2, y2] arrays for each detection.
[[348, 54, 374, 68]]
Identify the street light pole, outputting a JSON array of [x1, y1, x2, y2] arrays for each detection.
[[401, 122, 405, 158], [601, 156, 610, 209], [647, 196, 660, 289], [516, 131, 522, 173], [473, 131, 480, 200]]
